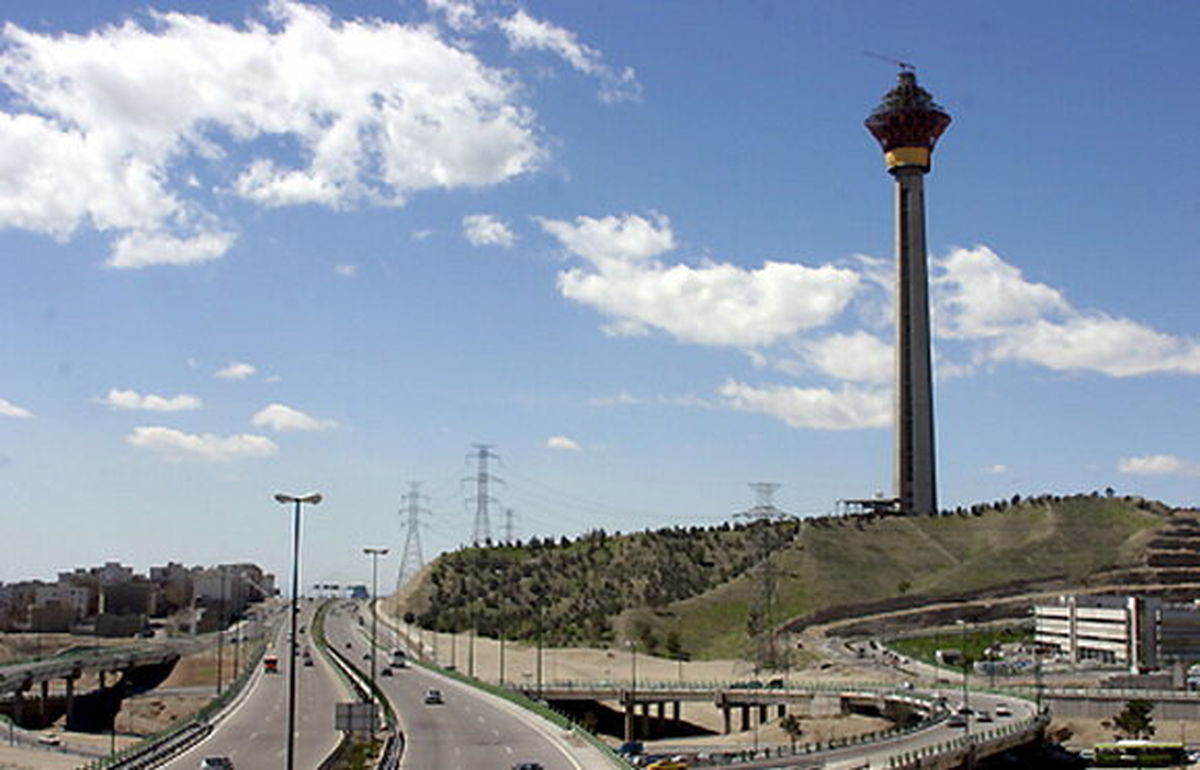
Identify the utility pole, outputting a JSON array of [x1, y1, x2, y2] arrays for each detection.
[[396, 482, 430, 591], [466, 444, 502, 545]]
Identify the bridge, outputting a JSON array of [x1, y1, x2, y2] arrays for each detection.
[[516, 679, 1047, 768], [0, 623, 272, 733]]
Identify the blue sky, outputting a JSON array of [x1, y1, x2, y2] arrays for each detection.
[[2, 0, 1197, 589]]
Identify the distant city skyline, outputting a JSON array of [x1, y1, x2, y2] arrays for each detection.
[[1, 1, 1197, 585]]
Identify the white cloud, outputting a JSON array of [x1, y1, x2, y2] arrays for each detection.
[[587, 390, 712, 409], [934, 246, 1200, 377], [497, 9, 641, 103], [935, 246, 1070, 339], [107, 228, 236, 269], [0, 398, 33, 419], [588, 391, 645, 407], [127, 426, 277, 462], [801, 331, 892, 383], [334, 263, 357, 278], [1118, 454, 1200, 477], [99, 388, 202, 412], [251, 403, 337, 432], [718, 380, 890, 431], [984, 464, 1009, 474], [545, 435, 581, 451], [0, 1, 543, 267], [543, 213, 860, 348], [426, 0, 485, 32], [463, 213, 516, 247], [987, 316, 1200, 377], [215, 362, 256, 380]]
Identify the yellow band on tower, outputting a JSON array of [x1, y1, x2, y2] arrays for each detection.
[[884, 147, 931, 170]]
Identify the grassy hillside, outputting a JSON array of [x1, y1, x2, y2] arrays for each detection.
[[396, 494, 1174, 662]]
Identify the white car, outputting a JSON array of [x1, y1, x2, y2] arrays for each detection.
[[994, 703, 1012, 717]]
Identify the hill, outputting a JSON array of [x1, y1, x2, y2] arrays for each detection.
[[395, 494, 1190, 662]]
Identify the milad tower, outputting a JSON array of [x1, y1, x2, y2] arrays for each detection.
[[865, 70, 951, 516]]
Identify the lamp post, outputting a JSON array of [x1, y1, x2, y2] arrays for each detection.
[[363, 547, 388, 702], [957, 618, 970, 740], [626, 639, 638, 741], [274, 491, 322, 770]]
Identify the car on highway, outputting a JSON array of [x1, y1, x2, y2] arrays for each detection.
[[199, 758, 235, 769], [380, 666, 392, 676], [37, 732, 61, 746], [646, 759, 688, 770], [975, 709, 992, 723], [512, 763, 545, 770], [994, 702, 1012, 717], [423, 687, 444, 704], [947, 713, 967, 728]]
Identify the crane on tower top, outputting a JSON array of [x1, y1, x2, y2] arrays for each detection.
[[863, 50, 916, 72]]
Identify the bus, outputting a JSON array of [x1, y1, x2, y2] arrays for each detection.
[[263, 654, 279, 673], [1092, 740, 1188, 767]]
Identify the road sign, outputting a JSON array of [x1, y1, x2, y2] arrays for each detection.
[[335, 702, 376, 732]]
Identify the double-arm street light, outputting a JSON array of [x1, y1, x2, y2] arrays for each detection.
[[274, 492, 322, 770], [363, 547, 389, 701]]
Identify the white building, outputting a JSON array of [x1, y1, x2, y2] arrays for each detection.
[[1035, 595, 1200, 672]]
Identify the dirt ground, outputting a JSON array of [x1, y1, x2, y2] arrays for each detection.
[[1051, 715, 1200, 753]]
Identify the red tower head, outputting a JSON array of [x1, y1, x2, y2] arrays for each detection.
[[865, 71, 951, 173]]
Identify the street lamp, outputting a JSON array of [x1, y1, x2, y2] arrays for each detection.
[[626, 639, 638, 741], [363, 547, 388, 703], [957, 618, 970, 740], [274, 491, 322, 770]]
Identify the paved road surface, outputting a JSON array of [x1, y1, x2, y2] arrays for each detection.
[[163, 600, 349, 769], [323, 600, 610, 770]]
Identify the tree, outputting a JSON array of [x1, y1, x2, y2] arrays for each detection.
[[779, 713, 804, 749], [1105, 699, 1156, 740]]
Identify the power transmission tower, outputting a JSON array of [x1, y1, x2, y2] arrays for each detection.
[[465, 444, 502, 545], [736, 482, 792, 673], [397, 482, 430, 590], [503, 508, 516, 544], [747, 482, 783, 519]]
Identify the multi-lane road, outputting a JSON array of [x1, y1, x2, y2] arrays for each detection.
[[322, 600, 609, 770], [163, 600, 348, 769], [165, 599, 611, 769]]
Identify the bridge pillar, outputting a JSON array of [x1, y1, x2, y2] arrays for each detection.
[[777, 703, 786, 719], [759, 704, 768, 723], [672, 700, 680, 726], [639, 701, 650, 737], [722, 705, 731, 734], [623, 701, 635, 742], [654, 701, 664, 736], [39, 681, 48, 721], [740, 705, 750, 731], [64, 676, 75, 726]]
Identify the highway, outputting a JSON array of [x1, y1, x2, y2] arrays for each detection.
[[162, 600, 349, 769], [321, 600, 608, 770]]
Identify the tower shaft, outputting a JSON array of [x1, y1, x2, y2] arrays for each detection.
[[866, 70, 950, 517], [893, 169, 937, 515]]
